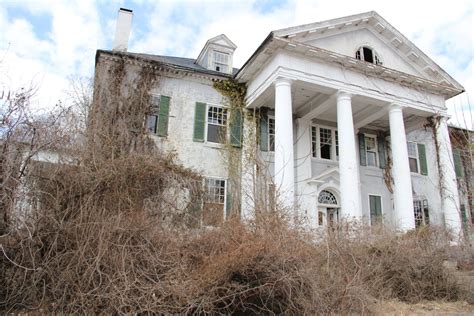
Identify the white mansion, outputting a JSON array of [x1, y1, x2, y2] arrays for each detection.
[[99, 9, 470, 238]]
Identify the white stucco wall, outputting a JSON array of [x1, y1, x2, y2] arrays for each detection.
[[406, 128, 444, 226], [149, 74, 230, 180]]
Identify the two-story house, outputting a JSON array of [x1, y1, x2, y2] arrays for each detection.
[[92, 9, 469, 238]]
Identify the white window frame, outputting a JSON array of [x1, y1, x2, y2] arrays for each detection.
[[413, 199, 429, 227], [311, 124, 339, 161], [268, 116, 275, 152], [212, 50, 230, 73], [365, 134, 378, 167], [407, 142, 420, 174], [146, 94, 162, 135], [355, 46, 382, 65], [205, 103, 229, 144], [368, 194, 383, 225], [202, 177, 227, 224]]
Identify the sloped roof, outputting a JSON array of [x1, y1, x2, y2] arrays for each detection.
[[97, 50, 239, 77]]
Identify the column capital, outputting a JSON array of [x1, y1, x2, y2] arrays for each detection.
[[336, 90, 352, 101], [388, 103, 405, 113], [274, 77, 292, 88]]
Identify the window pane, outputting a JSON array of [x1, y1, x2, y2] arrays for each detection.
[[146, 115, 157, 133], [321, 145, 331, 159], [363, 47, 374, 63], [407, 143, 417, 157], [409, 157, 418, 173], [367, 152, 377, 167], [207, 106, 228, 125], [370, 195, 382, 225], [320, 128, 332, 159], [268, 118, 275, 152], [311, 126, 317, 158], [335, 130, 339, 157], [207, 124, 226, 143], [413, 200, 423, 228], [365, 136, 376, 151]]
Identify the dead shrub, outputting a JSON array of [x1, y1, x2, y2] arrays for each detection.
[[1, 186, 465, 314]]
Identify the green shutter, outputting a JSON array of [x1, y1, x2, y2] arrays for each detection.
[[193, 102, 206, 142], [417, 143, 428, 175], [377, 136, 387, 169], [370, 195, 382, 225], [260, 108, 269, 152], [358, 133, 366, 166], [453, 148, 463, 178], [225, 181, 232, 219], [157, 96, 170, 136], [230, 109, 243, 148]]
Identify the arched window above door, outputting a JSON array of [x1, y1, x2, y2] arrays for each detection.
[[318, 190, 338, 205]]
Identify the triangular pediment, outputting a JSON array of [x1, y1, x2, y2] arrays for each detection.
[[204, 34, 237, 50], [273, 11, 463, 90], [310, 167, 340, 184]]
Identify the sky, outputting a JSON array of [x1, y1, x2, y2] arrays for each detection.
[[0, 0, 473, 128]]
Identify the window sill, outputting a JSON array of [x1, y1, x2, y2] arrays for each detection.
[[410, 172, 426, 178], [311, 157, 339, 165], [203, 142, 225, 149]]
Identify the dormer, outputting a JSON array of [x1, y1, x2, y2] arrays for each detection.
[[196, 34, 237, 74]]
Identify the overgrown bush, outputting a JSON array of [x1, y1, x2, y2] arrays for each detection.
[[0, 154, 464, 314]]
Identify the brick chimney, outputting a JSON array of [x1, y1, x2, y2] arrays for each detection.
[[113, 8, 133, 52]]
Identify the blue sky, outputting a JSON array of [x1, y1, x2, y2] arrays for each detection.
[[1, 0, 473, 127]]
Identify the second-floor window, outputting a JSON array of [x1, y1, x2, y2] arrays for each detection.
[[207, 105, 228, 143], [311, 126, 339, 161], [407, 142, 419, 173], [365, 135, 378, 167], [146, 95, 162, 134], [146, 95, 170, 137]]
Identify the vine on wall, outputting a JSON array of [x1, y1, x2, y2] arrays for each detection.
[[213, 79, 247, 216], [87, 54, 159, 161]]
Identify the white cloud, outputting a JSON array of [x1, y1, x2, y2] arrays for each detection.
[[0, 0, 472, 129]]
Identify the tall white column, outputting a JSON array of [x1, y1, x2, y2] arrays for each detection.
[[274, 78, 295, 209], [436, 116, 462, 238], [389, 104, 415, 231], [336, 91, 362, 219]]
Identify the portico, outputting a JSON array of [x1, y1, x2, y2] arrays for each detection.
[[237, 11, 464, 236]]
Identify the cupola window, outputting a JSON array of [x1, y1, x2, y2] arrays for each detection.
[[212, 51, 230, 73], [355, 46, 382, 65]]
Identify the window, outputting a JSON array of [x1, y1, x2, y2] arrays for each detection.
[[311, 125, 339, 160], [413, 199, 429, 228], [365, 135, 378, 167], [206, 105, 228, 143], [146, 95, 162, 134], [203, 178, 226, 226], [212, 51, 229, 73], [318, 190, 338, 205], [407, 142, 419, 173], [268, 117, 275, 152], [355, 46, 382, 65], [369, 195, 382, 225]]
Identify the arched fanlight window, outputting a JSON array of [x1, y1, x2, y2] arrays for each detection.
[[318, 190, 338, 205], [355, 46, 382, 65]]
